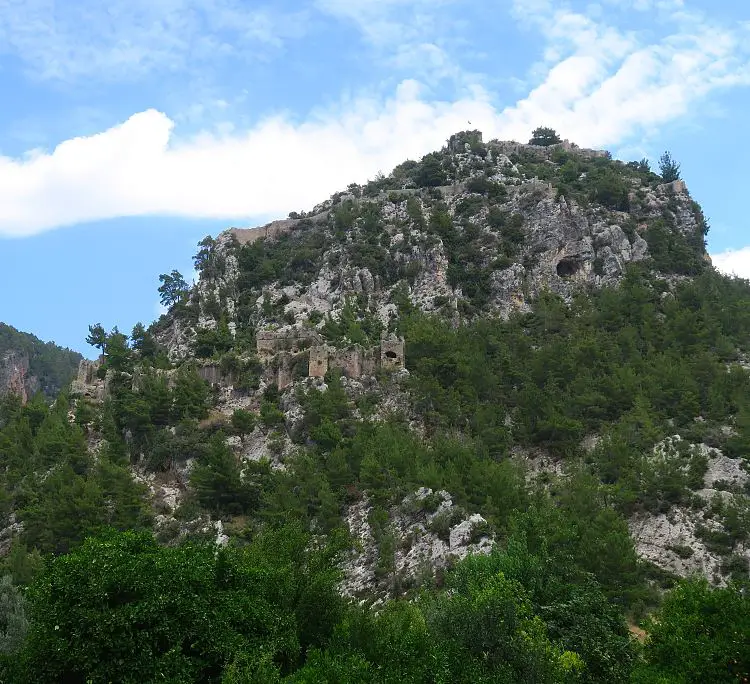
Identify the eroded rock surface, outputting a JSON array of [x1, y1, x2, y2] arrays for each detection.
[[341, 488, 494, 600]]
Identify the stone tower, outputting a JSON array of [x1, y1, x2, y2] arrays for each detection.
[[380, 334, 405, 371], [309, 345, 329, 378]]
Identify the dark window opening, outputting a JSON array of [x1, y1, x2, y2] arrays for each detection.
[[556, 256, 582, 278]]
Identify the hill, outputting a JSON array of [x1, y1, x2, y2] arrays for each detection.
[[0, 323, 82, 401], [1, 130, 748, 682]]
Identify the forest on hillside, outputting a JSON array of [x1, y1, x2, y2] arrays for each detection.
[[1, 132, 749, 682], [0, 324, 82, 399], [1, 264, 749, 682]]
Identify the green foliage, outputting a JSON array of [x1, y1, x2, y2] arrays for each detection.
[[321, 296, 383, 347], [0, 575, 28, 655], [158, 269, 190, 307], [588, 168, 630, 211], [0, 323, 81, 399], [190, 434, 259, 515], [633, 578, 750, 683], [645, 219, 706, 276], [401, 267, 750, 467], [3, 138, 750, 682], [85, 322, 106, 351], [193, 319, 234, 358], [414, 152, 448, 187], [236, 224, 331, 293], [658, 151, 681, 183], [231, 408, 257, 437], [529, 127, 562, 146], [130, 322, 159, 360], [194, 236, 225, 280], [15, 526, 345, 683]]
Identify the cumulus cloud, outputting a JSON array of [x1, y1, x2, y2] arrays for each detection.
[[0, 83, 498, 236], [1, 1, 750, 236], [711, 247, 750, 281]]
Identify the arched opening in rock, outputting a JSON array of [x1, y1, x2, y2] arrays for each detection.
[[556, 256, 582, 278], [385, 351, 398, 359]]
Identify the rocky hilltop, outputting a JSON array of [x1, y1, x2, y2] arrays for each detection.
[[158, 131, 709, 366]]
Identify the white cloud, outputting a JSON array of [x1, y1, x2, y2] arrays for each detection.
[[711, 247, 750, 281], [315, 0, 457, 45], [0, 0, 306, 81], [1, 1, 750, 236], [0, 82, 499, 236]]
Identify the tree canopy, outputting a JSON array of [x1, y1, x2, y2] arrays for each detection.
[[529, 127, 562, 146]]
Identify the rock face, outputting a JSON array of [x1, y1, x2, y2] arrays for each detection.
[[628, 440, 749, 584], [341, 488, 494, 600], [157, 131, 708, 371], [145, 130, 722, 592], [0, 323, 82, 400], [0, 351, 35, 404], [70, 358, 105, 401]]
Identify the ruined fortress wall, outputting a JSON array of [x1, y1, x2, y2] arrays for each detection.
[[380, 336, 405, 370], [228, 219, 299, 246], [197, 364, 224, 386], [258, 330, 405, 386], [361, 349, 376, 376], [489, 140, 607, 160], [330, 348, 363, 379], [227, 209, 330, 247], [256, 328, 322, 356], [309, 345, 329, 378]]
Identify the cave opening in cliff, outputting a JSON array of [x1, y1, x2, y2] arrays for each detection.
[[556, 256, 583, 278]]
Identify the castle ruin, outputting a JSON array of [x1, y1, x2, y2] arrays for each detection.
[[256, 328, 405, 389]]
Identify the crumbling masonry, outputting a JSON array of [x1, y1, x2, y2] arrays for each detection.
[[256, 329, 405, 389]]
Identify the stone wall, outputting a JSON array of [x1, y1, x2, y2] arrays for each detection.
[[256, 328, 322, 356], [309, 345, 329, 378], [197, 364, 225, 386], [227, 219, 299, 246], [380, 335, 405, 371], [257, 328, 405, 385], [489, 139, 608, 161], [226, 209, 330, 247]]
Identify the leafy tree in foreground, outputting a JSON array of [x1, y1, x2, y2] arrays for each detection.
[[14, 526, 345, 683], [633, 578, 750, 683], [0, 575, 28, 656]]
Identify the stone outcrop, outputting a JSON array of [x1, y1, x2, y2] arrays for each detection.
[[0, 324, 82, 400], [0, 351, 35, 404], [70, 358, 105, 401], [341, 488, 494, 600], [627, 439, 749, 584]]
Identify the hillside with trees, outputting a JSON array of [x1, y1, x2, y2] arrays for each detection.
[[0, 130, 748, 682], [0, 323, 82, 400]]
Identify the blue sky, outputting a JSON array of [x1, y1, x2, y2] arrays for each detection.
[[1, 0, 749, 356]]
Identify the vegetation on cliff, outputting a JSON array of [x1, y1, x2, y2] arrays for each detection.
[[0, 130, 749, 682], [0, 323, 82, 399]]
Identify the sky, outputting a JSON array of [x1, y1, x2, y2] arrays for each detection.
[[1, 0, 749, 357]]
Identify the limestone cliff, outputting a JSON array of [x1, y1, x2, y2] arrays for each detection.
[[141, 131, 741, 590], [156, 131, 708, 367]]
